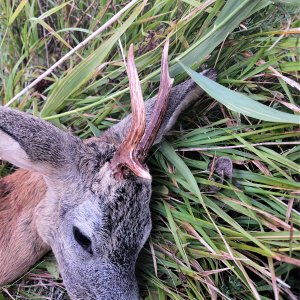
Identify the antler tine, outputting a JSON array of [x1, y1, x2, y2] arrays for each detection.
[[110, 44, 150, 180], [137, 38, 174, 160]]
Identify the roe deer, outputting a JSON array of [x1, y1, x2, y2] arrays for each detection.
[[0, 41, 216, 299]]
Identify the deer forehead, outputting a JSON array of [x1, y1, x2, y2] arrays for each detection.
[[46, 150, 152, 228]]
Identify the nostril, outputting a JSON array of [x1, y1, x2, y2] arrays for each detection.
[[73, 226, 93, 254]]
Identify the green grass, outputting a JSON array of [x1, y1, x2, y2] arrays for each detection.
[[0, 0, 300, 299]]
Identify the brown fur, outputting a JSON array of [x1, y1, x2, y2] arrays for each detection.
[[0, 169, 50, 285]]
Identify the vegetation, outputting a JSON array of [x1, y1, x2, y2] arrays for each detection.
[[0, 0, 299, 299]]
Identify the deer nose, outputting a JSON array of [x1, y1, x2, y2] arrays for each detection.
[[96, 291, 139, 300], [95, 276, 139, 300], [69, 279, 139, 300], [75, 264, 139, 300]]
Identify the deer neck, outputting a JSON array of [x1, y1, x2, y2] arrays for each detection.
[[0, 169, 50, 285]]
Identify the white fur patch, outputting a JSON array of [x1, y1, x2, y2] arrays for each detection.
[[0, 131, 46, 174], [0, 131, 32, 168]]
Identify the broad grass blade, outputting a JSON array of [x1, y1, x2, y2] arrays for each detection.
[[169, 0, 267, 77], [180, 63, 300, 124]]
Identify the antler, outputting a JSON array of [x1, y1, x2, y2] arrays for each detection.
[[110, 40, 173, 180], [110, 44, 148, 180], [136, 39, 173, 160]]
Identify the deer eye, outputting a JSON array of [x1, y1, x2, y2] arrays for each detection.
[[73, 226, 92, 254]]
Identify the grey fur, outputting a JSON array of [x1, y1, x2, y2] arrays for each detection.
[[0, 108, 80, 167], [0, 69, 216, 299]]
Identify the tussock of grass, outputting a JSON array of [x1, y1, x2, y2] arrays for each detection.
[[0, 0, 299, 299]]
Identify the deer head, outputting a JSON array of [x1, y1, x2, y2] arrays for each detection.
[[0, 41, 216, 299]]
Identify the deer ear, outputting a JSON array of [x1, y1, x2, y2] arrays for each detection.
[[0, 107, 79, 175]]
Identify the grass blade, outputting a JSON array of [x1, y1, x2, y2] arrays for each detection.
[[180, 63, 300, 124], [40, 1, 146, 117]]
